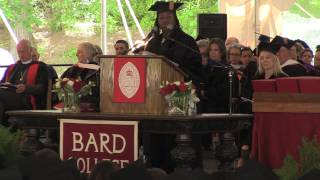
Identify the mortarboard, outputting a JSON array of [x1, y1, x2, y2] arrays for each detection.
[[271, 35, 285, 45], [258, 34, 271, 43], [257, 42, 280, 55], [149, 1, 183, 13], [287, 39, 295, 49], [271, 35, 296, 49]]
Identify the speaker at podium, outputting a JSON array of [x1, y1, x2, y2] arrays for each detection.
[[197, 13, 227, 41]]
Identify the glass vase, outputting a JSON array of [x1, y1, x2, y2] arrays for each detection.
[[167, 96, 189, 116], [63, 92, 80, 112]]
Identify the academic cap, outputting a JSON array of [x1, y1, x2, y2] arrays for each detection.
[[258, 34, 271, 43], [287, 39, 295, 48], [270, 35, 294, 49], [257, 42, 280, 55], [271, 35, 285, 45], [149, 1, 183, 13]]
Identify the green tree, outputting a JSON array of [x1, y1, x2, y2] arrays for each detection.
[[0, 0, 41, 31], [289, 0, 320, 18]]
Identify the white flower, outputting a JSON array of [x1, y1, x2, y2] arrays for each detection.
[[62, 78, 69, 82], [173, 81, 181, 86], [67, 80, 74, 87]]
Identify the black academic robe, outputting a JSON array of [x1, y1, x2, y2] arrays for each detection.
[[144, 29, 203, 172], [240, 61, 258, 99], [203, 60, 239, 113], [0, 61, 49, 125], [61, 62, 100, 110], [145, 28, 203, 86], [281, 60, 307, 77]]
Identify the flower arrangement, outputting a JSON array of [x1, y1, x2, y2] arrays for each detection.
[[53, 78, 95, 112], [160, 81, 199, 115]]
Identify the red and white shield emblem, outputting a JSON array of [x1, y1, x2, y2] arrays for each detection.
[[113, 57, 146, 103], [119, 62, 140, 98]]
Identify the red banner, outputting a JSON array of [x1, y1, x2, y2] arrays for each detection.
[[60, 119, 138, 174], [113, 57, 146, 103]]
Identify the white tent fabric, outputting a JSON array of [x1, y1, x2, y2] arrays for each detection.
[[219, 0, 296, 48]]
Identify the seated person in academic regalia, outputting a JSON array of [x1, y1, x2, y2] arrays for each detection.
[[300, 48, 320, 76], [0, 39, 49, 125], [270, 36, 307, 77], [254, 42, 288, 80], [60, 42, 100, 111]]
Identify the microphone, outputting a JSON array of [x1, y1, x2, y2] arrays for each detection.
[[129, 26, 159, 53]]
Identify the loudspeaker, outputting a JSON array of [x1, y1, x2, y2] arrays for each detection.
[[197, 13, 227, 41]]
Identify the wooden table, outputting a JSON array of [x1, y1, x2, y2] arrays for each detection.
[[7, 110, 253, 170]]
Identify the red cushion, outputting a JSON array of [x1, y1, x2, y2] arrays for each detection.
[[298, 77, 320, 93], [276, 77, 300, 93], [252, 79, 277, 92]]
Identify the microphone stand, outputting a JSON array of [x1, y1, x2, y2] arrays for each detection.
[[209, 63, 235, 115], [228, 69, 234, 115]]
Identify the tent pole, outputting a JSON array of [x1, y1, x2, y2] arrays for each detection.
[[101, 0, 107, 54]]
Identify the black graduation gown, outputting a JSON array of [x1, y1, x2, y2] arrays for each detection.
[[144, 29, 203, 172], [203, 60, 239, 113], [145, 28, 203, 86], [0, 61, 48, 125], [281, 60, 307, 77], [61, 62, 100, 111], [240, 61, 258, 99]]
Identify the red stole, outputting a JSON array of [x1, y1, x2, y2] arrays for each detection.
[[5, 62, 40, 109]]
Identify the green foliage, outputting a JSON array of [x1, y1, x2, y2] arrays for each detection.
[[289, 0, 320, 18], [275, 155, 299, 180], [62, 47, 78, 64], [275, 136, 320, 180], [33, 0, 101, 32], [0, 0, 41, 31], [299, 137, 320, 174], [1, 0, 218, 37], [178, 0, 218, 37], [0, 126, 22, 163]]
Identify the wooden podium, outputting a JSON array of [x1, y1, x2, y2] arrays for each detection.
[[251, 77, 320, 169], [99, 55, 186, 115], [252, 77, 320, 113]]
